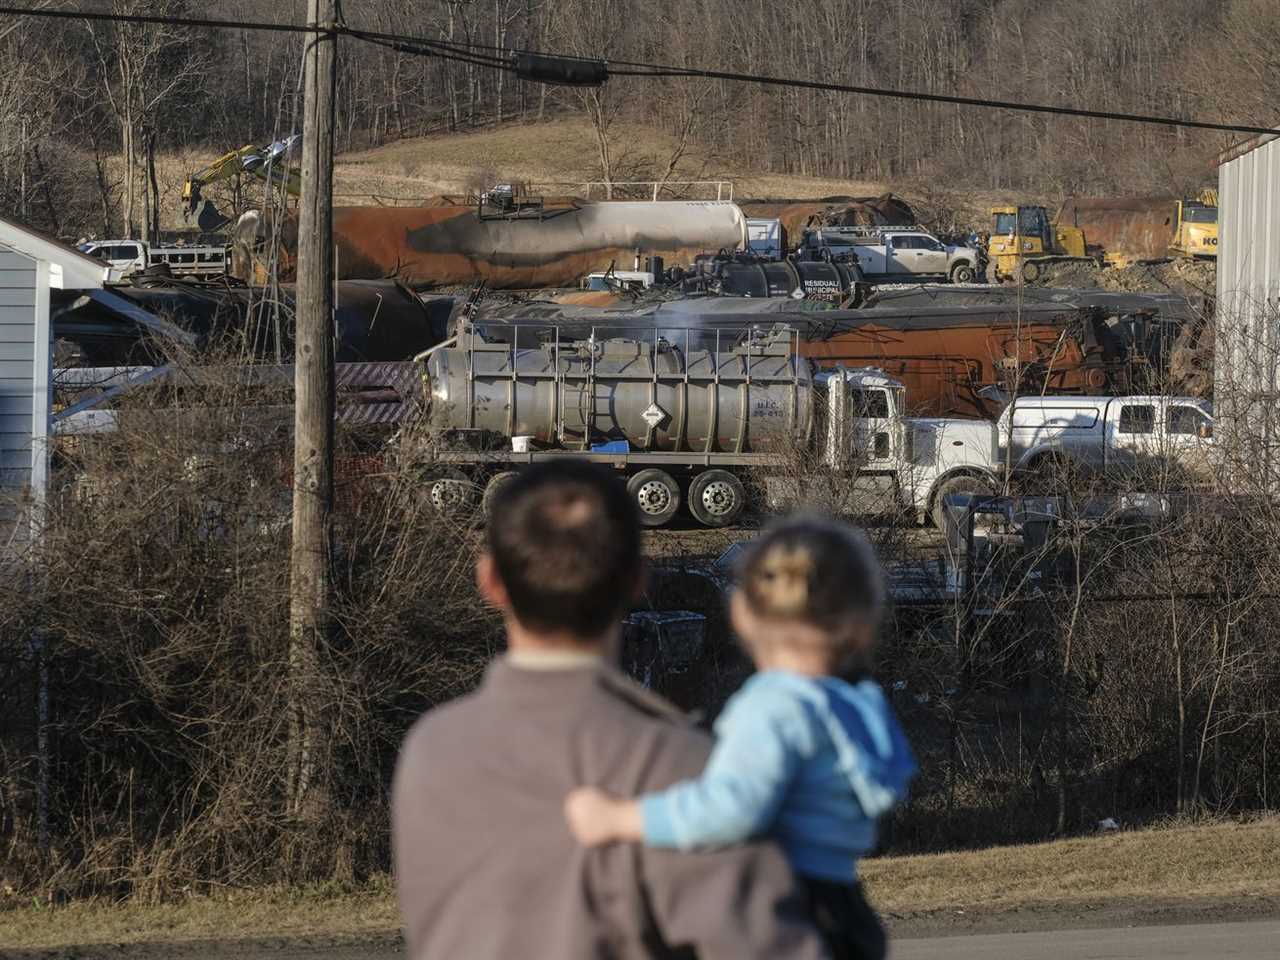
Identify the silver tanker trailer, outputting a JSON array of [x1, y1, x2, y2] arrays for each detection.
[[413, 322, 998, 528]]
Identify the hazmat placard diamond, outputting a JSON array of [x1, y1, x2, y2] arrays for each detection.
[[641, 403, 667, 428]]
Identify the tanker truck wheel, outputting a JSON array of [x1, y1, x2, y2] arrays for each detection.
[[481, 470, 520, 521], [627, 469, 681, 528], [688, 470, 747, 528], [424, 468, 479, 519]]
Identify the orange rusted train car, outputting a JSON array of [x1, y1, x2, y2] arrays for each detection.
[[800, 312, 1123, 419]]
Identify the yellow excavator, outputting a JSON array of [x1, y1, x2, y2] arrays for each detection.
[[181, 135, 301, 232], [1166, 189, 1218, 258], [987, 189, 1218, 282]]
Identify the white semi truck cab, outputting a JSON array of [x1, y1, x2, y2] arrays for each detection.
[[803, 367, 1002, 527]]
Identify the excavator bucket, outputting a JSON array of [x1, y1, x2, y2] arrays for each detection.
[[193, 199, 231, 234]]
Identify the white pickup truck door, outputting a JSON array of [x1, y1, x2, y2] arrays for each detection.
[[886, 235, 948, 277], [1107, 401, 1157, 475], [915, 236, 949, 275], [1162, 403, 1215, 480], [885, 236, 918, 276]]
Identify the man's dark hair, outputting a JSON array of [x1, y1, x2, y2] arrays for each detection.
[[487, 459, 641, 637]]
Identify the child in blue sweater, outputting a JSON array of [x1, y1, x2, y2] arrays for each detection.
[[565, 516, 917, 960]]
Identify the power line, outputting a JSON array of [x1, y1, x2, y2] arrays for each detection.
[[0, 4, 324, 35], [606, 64, 1279, 138], [335, 32, 1280, 138], [3, 4, 1277, 137]]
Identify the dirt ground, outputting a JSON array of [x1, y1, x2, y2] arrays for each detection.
[[1036, 257, 1216, 298]]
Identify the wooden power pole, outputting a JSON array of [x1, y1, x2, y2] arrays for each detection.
[[288, 0, 337, 815]]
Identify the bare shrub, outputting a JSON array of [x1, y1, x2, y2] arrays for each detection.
[[884, 412, 1280, 851], [0, 354, 498, 900]]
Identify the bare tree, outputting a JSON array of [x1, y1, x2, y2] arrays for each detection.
[[86, 0, 209, 240]]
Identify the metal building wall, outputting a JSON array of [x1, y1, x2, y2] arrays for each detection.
[[1217, 135, 1280, 405], [1216, 136, 1280, 488]]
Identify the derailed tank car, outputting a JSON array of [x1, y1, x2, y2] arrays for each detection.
[[232, 197, 748, 289]]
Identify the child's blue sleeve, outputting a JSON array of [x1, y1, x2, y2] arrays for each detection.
[[639, 683, 810, 850]]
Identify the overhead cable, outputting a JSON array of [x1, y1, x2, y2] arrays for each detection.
[[0, 4, 325, 34], [604, 64, 1278, 137]]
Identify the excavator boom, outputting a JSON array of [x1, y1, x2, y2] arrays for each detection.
[[182, 136, 301, 232]]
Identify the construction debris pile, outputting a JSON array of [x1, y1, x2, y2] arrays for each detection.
[[1035, 257, 1217, 297]]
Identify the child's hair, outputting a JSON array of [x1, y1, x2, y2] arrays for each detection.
[[735, 515, 886, 641]]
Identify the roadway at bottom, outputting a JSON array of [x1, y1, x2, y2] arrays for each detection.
[[892, 918, 1280, 960]]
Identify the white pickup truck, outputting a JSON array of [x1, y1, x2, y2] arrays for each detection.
[[78, 239, 229, 282], [998, 394, 1216, 482], [795, 226, 979, 284], [779, 375, 1219, 527]]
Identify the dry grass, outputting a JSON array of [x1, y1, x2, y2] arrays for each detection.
[[0, 880, 401, 949], [4, 818, 1277, 949], [337, 118, 889, 200], [863, 817, 1280, 916]]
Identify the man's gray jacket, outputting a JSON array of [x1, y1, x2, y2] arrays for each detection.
[[392, 656, 828, 959]]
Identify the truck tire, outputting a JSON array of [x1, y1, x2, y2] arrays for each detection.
[[424, 468, 480, 518], [931, 473, 997, 530], [627, 469, 682, 528], [481, 470, 520, 520], [949, 262, 974, 284], [688, 470, 747, 528]]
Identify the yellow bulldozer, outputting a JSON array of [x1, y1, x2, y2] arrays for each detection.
[[987, 190, 1218, 283]]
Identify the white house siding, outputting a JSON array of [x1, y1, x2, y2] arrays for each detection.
[[0, 248, 40, 499]]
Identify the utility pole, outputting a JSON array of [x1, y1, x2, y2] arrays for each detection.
[[287, 0, 337, 816]]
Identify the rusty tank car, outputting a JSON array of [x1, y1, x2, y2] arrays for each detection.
[[232, 197, 747, 290], [801, 287, 1206, 418], [1056, 196, 1186, 263]]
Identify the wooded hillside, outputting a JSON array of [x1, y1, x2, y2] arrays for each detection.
[[2, 0, 1277, 239]]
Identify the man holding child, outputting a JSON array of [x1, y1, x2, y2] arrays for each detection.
[[392, 460, 914, 959]]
